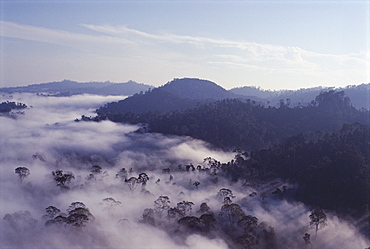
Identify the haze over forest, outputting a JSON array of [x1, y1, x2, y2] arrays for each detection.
[[1, 1, 369, 248], [0, 78, 369, 249]]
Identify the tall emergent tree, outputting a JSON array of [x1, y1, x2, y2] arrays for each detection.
[[52, 169, 74, 189], [309, 207, 327, 235], [15, 167, 30, 183]]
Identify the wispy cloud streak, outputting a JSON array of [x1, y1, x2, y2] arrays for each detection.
[[1, 21, 368, 88], [0, 21, 134, 48]]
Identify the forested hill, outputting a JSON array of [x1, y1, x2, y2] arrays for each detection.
[[221, 122, 370, 232], [95, 90, 369, 150], [0, 101, 27, 113], [160, 78, 239, 100], [230, 83, 370, 110], [0, 80, 152, 96], [97, 78, 246, 114]]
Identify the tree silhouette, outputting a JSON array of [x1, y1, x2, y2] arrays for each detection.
[[154, 196, 171, 218], [198, 202, 211, 214], [91, 165, 102, 174], [125, 177, 138, 193], [15, 167, 30, 183], [138, 173, 149, 188], [176, 201, 194, 217], [309, 207, 327, 235], [116, 168, 128, 181], [42, 206, 61, 221], [178, 216, 203, 233], [52, 169, 74, 189], [3, 211, 37, 231], [142, 208, 156, 226], [238, 215, 258, 233], [217, 188, 235, 203], [101, 197, 122, 214], [303, 233, 311, 245], [219, 203, 245, 224], [66, 202, 94, 227]]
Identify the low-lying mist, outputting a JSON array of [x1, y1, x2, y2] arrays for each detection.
[[1, 93, 368, 249]]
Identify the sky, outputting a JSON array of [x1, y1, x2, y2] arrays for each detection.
[[0, 0, 369, 90]]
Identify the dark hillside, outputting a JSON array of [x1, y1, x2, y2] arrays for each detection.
[[160, 78, 239, 100], [95, 90, 369, 150], [230, 83, 370, 110], [248, 123, 369, 214], [97, 78, 242, 114], [97, 88, 197, 114]]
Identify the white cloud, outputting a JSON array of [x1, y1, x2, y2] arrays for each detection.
[[0, 94, 369, 248], [0, 21, 134, 50]]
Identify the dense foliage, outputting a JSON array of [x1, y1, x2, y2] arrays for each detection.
[[96, 90, 369, 150], [223, 123, 369, 214], [0, 101, 27, 113], [96, 78, 239, 114], [92, 90, 370, 233]]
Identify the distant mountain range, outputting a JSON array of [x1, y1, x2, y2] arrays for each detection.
[[0, 80, 153, 96], [98, 78, 369, 114], [230, 83, 369, 110], [97, 78, 247, 114], [1, 78, 368, 110]]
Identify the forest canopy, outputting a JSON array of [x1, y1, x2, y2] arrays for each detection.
[[95, 90, 369, 150]]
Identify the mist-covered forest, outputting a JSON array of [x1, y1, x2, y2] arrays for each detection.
[[1, 90, 369, 249]]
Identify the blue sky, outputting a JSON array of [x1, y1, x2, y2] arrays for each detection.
[[0, 0, 369, 90]]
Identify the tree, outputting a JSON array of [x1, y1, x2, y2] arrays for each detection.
[[167, 207, 180, 219], [87, 165, 102, 181], [176, 201, 194, 217], [223, 197, 233, 204], [193, 181, 200, 189], [238, 215, 258, 233], [178, 216, 203, 233], [45, 215, 68, 227], [125, 177, 138, 193], [219, 203, 245, 224], [101, 197, 122, 214], [199, 213, 216, 232], [236, 233, 257, 249], [309, 207, 327, 235], [3, 211, 37, 231], [303, 233, 311, 245], [66, 202, 94, 227], [45, 202, 94, 228], [52, 169, 74, 189], [91, 165, 102, 174], [204, 157, 220, 175], [257, 222, 277, 249], [198, 202, 211, 214], [42, 206, 61, 221], [154, 196, 171, 218], [15, 167, 30, 183], [138, 173, 149, 188], [116, 168, 128, 181], [217, 188, 235, 202], [142, 208, 155, 226]]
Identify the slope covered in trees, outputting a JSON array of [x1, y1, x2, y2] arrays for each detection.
[[0, 101, 27, 113], [97, 78, 244, 114], [96, 90, 369, 150], [230, 83, 370, 110], [222, 123, 369, 214]]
